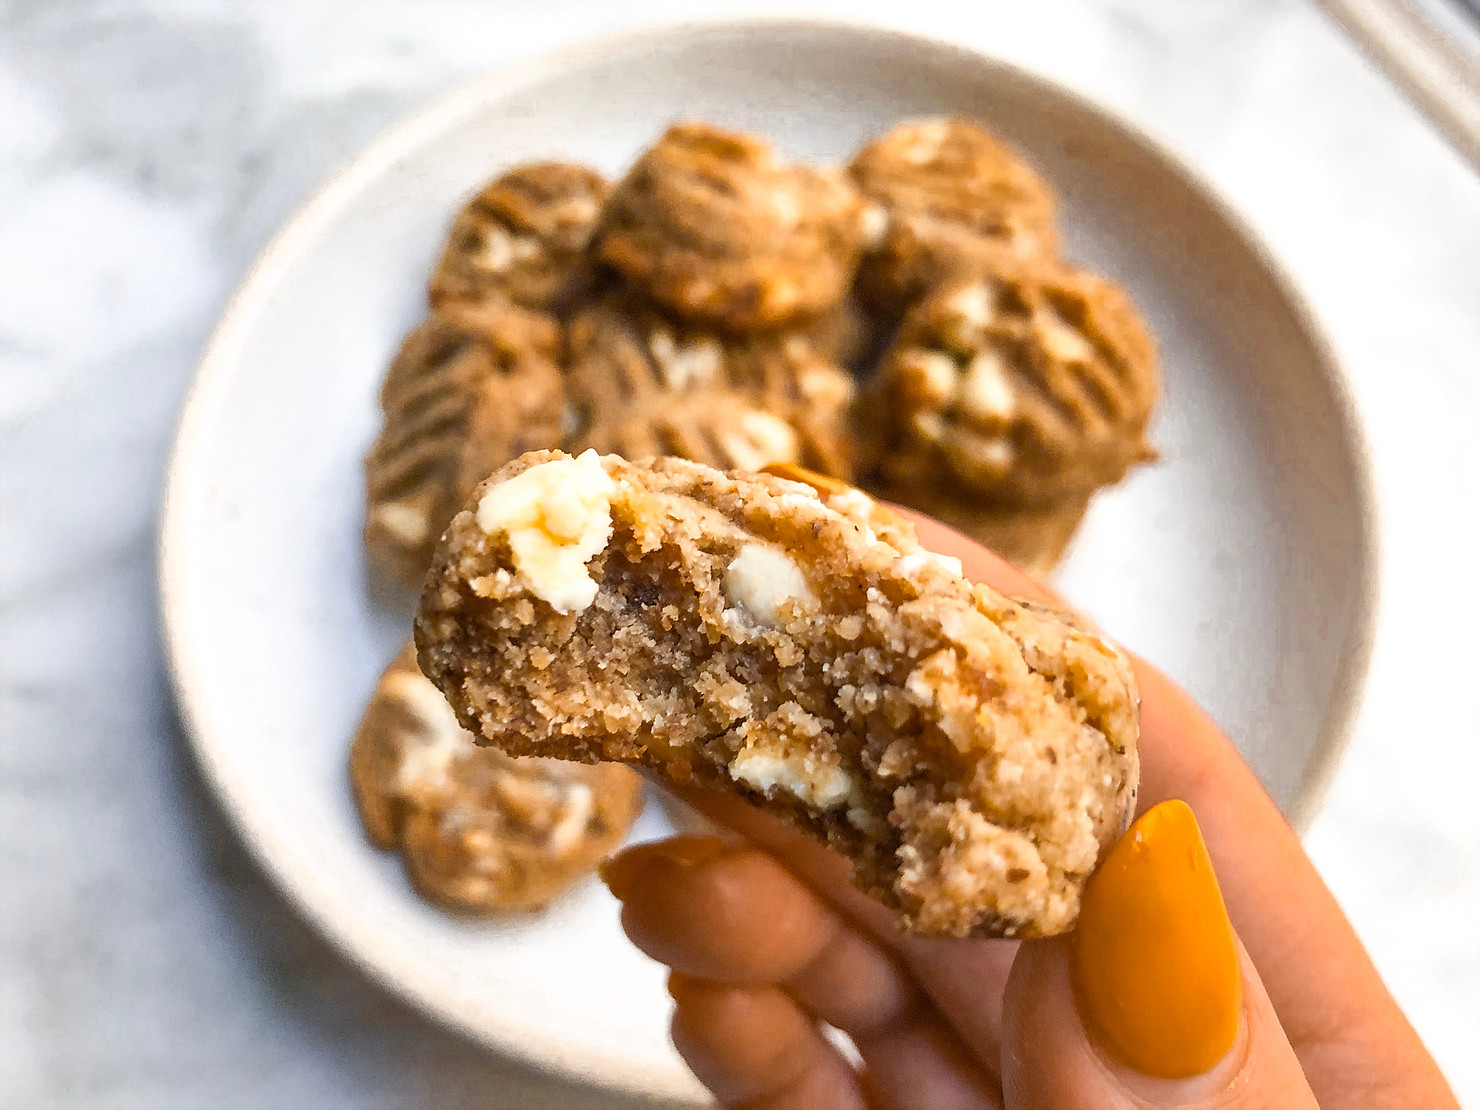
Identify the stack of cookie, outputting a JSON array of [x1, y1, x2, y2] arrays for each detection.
[[364, 127, 869, 595], [351, 118, 1159, 913], [365, 118, 1158, 592]]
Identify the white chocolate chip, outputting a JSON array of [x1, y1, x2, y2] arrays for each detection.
[[723, 544, 815, 628], [385, 671, 470, 790], [900, 350, 959, 405], [798, 364, 855, 409], [729, 746, 853, 809], [959, 351, 1016, 423], [474, 450, 616, 614], [860, 201, 889, 247], [1038, 313, 1096, 363], [555, 193, 601, 225], [982, 438, 1015, 470], [946, 282, 996, 329], [371, 502, 430, 544], [472, 227, 540, 273], [895, 551, 964, 581], [721, 411, 799, 472], [770, 186, 802, 226], [545, 781, 595, 853], [648, 328, 723, 389]]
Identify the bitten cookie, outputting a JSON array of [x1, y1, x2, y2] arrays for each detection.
[[849, 118, 1058, 311], [415, 451, 1139, 938], [429, 161, 610, 315], [594, 122, 871, 330], [350, 642, 645, 912], [562, 293, 857, 478], [864, 257, 1157, 513], [364, 304, 566, 590]]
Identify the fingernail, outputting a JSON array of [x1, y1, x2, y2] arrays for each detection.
[[760, 462, 853, 496], [599, 836, 732, 902], [1070, 799, 1241, 1079]]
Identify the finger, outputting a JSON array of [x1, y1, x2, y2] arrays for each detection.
[[1000, 801, 1318, 1109], [605, 837, 918, 1030], [671, 973, 1001, 1110], [667, 973, 866, 1110], [607, 838, 1004, 1106], [654, 784, 1020, 1079], [854, 1017, 1006, 1110]]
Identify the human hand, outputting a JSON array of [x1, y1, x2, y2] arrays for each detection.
[[600, 513, 1458, 1109]]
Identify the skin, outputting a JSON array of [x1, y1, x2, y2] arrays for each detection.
[[601, 512, 1460, 1109]]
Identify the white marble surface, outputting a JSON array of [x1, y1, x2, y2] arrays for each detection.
[[1, 1, 1476, 1106]]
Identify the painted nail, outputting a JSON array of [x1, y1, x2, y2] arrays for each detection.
[[599, 836, 732, 902], [760, 461, 853, 496], [1070, 799, 1242, 1079]]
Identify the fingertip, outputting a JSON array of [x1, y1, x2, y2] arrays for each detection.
[[1070, 800, 1241, 1079]]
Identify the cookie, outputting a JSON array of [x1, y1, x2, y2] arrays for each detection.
[[594, 122, 870, 330], [849, 118, 1058, 311], [429, 162, 610, 315], [865, 258, 1157, 510], [350, 642, 645, 912], [562, 293, 858, 478], [414, 451, 1139, 938], [364, 303, 566, 590]]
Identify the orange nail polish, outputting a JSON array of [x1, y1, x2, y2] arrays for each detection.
[[760, 462, 853, 496], [1070, 799, 1242, 1079], [599, 836, 731, 902]]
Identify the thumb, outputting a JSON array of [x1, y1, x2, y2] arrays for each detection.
[[1000, 800, 1317, 1109]]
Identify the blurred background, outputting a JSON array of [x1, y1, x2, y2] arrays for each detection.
[[2, 1, 1476, 1107]]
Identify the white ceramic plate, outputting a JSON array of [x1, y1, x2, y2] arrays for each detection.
[[159, 19, 1378, 1104]]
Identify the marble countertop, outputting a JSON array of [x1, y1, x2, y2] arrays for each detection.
[[2, 1, 1476, 1106]]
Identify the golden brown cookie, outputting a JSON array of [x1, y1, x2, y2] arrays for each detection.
[[849, 118, 1058, 312], [562, 293, 858, 478], [429, 162, 610, 315], [350, 642, 645, 913], [415, 451, 1139, 938], [364, 304, 566, 590], [865, 258, 1157, 511], [594, 122, 870, 330]]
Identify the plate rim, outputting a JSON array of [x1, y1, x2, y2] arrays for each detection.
[[157, 14, 1381, 1099]]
